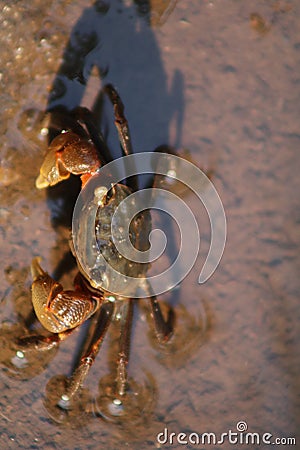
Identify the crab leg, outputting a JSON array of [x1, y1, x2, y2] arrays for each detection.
[[115, 299, 134, 396], [104, 84, 133, 157], [17, 328, 74, 352], [104, 83, 139, 192], [61, 301, 114, 404]]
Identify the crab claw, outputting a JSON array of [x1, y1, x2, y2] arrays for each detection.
[[35, 144, 70, 189], [36, 132, 101, 189], [31, 258, 100, 333]]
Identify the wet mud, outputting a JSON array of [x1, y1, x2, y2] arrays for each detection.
[[0, 1, 299, 449]]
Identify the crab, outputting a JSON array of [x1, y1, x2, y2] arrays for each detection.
[[19, 84, 176, 413]]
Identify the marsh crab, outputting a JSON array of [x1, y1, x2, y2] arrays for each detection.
[[17, 84, 178, 416]]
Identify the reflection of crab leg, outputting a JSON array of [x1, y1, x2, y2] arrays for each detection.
[[149, 296, 175, 344], [144, 280, 174, 343], [31, 258, 104, 334]]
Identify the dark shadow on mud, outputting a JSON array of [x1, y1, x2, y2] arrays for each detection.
[[45, 0, 184, 278], [46, 0, 184, 222]]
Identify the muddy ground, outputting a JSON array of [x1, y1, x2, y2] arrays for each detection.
[[0, 1, 299, 449]]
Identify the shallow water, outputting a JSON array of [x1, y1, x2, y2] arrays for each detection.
[[0, 1, 300, 449]]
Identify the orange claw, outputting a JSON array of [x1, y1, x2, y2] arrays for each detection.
[[36, 131, 101, 189], [31, 258, 102, 333]]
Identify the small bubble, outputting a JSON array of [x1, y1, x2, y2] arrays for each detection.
[[11, 351, 28, 369], [40, 127, 48, 136], [16, 350, 24, 359], [108, 398, 124, 416], [15, 47, 23, 60], [58, 394, 71, 410]]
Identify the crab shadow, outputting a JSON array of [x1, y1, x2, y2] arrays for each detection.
[[44, 0, 185, 281]]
